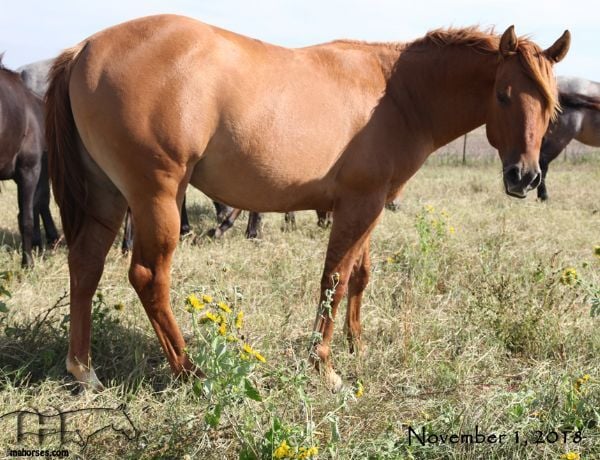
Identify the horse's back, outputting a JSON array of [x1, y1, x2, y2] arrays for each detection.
[[557, 76, 600, 146], [68, 14, 388, 211]]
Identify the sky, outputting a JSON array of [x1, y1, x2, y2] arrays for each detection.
[[0, 0, 598, 81]]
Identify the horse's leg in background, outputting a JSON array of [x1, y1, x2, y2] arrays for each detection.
[[246, 212, 262, 239], [281, 212, 297, 232], [310, 193, 384, 391], [385, 197, 401, 212], [37, 153, 60, 247], [213, 201, 233, 224], [180, 195, 190, 236], [15, 161, 41, 267], [316, 210, 332, 228], [538, 115, 578, 201], [32, 204, 43, 250], [210, 208, 242, 238], [66, 163, 128, 389], [128, 187, 202, 378], [345, 239, 370, 354], [121, 209, 134, 254]]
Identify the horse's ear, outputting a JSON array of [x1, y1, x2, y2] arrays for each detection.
[[499, 25, 518, 57], [544, 30, 571, 63]]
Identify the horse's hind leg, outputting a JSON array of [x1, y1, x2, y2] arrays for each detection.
[[310, 193, 384, 391], [66, 166, 127, 389], [128, 191, 202, 378], [345, 239, 370, 354], [37, 153, 60, 246]]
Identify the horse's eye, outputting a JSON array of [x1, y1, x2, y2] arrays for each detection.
[[496, 90, 511, 105]]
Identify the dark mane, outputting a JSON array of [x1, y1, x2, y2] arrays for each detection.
[[559, 92, 600, 111]]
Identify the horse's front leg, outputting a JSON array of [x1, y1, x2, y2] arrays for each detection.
[[15, 163, 41, 267], [309, 193, 384, 392], [129, 192, 203, 379]]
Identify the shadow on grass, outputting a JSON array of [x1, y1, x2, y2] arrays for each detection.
[[0, 292, 170, 392]]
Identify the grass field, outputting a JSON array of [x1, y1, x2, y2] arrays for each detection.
[[0, 151, 599, 459]]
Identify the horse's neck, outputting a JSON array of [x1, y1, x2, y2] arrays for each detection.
[[381, 45, 498, 152]]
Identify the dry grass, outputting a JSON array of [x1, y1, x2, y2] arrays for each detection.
[[0, 152, 598, 459]]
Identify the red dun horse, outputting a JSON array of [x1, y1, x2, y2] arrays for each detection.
[[46, 15, 570, 390]]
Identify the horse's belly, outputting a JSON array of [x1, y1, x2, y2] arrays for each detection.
[[190, 152, 335, 212]]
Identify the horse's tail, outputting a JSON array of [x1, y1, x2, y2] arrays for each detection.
[[559, 92, 600, 112], [45, 43, 87, 245]]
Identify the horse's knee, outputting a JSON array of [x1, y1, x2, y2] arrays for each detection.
[[128, 262, 169, 310]]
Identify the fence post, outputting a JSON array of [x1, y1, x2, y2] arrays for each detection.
[[462, 133, 468, 165]]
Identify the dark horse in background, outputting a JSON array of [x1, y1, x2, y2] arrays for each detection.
[[538, 76, 600, 200], [17, 58, 62, 251], [0, 57, 58, 267], [46, 16, 569, 391]]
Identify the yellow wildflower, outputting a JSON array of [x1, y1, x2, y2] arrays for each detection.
[[113, 302, 125, 312], [217, 301, 232, 314], [273, 440, 291, 459], [386, 256, 394, 264], [355, 381, 364, 398], [560, 267, 578, 286], [424, 204, 435, 213], [235, 311, 244, 329], [561, 453, 580, 460], [448, 226, 455, 234], [218, 321, 227, 336], [186, 294, 204, 311], [297, 446, 318, 459], [226, 335, 238, 342], [202, 294, 213, 303], [574, 374, 592, 393], [241, 343, 266, 363], [201, 311, 220, 323]]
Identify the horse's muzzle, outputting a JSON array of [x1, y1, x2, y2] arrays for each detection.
[[503, 164, 541, 199]]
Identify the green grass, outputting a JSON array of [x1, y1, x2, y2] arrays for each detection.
[[0, 154, 599, 459]]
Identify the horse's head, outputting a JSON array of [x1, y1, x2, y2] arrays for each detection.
[[486, 26, 570, 198]]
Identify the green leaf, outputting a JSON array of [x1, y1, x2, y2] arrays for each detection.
[[244, 378, 262, 401], [192, 378, 204, 398], [0, 301, 8, 313], [205, 404, 222, 428]]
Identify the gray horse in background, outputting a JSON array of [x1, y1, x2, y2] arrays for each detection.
[[538, 76, 600, 200], [17, 58, 54, 97]]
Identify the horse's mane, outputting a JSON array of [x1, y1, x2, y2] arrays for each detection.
[[559, 92, 600, 111], [416, 27, 559, 121], [332, 27, 559, 121]]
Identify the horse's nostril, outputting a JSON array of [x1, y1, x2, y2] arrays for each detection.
[[504, 165, 521, 185]]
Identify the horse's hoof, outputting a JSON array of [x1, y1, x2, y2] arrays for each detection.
[[66, 357, 105, 392]]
